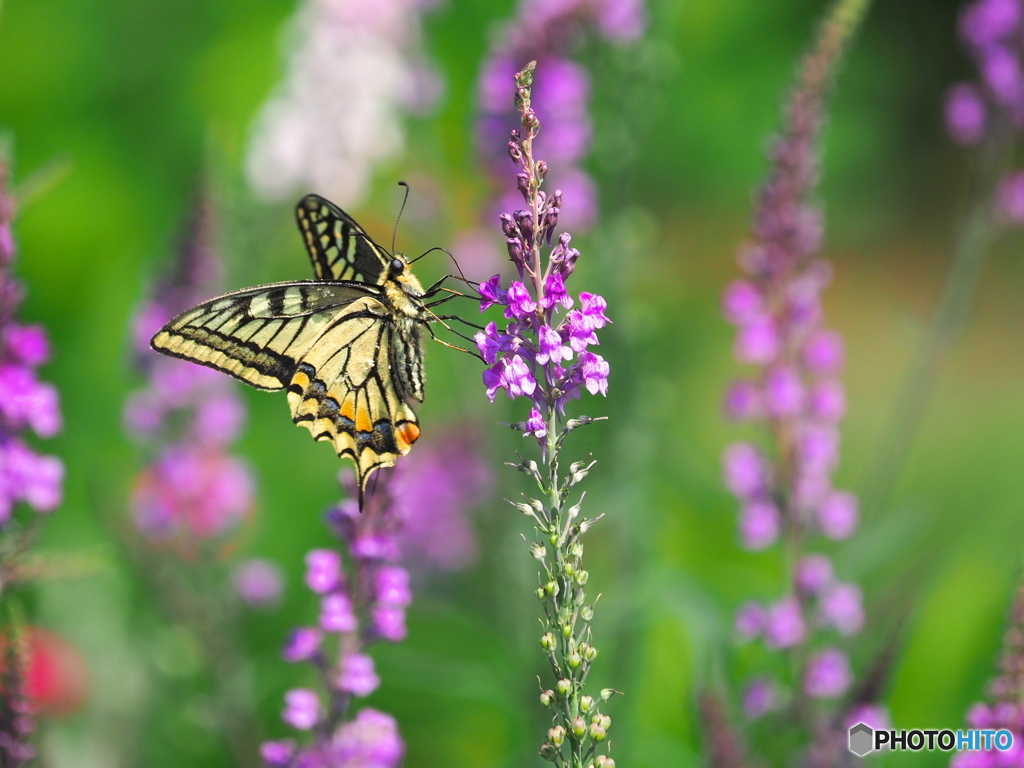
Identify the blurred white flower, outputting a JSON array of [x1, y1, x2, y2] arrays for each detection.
[[246, 0, 442, 206]]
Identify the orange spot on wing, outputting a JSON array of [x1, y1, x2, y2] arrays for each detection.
[[396, 421, 420, 451], [340, 397, 356, 422], [356, 406, 373, 433]]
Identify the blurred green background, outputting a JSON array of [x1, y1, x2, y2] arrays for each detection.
[[3, 0, 1023, 765]]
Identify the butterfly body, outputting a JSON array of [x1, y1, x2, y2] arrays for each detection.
[[151, 194, 439, 502]]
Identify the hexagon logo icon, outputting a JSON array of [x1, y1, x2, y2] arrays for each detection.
[[849, 722, 874, 757]]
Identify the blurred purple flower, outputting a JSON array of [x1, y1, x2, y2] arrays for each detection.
[[803, 649, 852, 699], [946, 84, 988, 145], [0, 159, 64, 531], [126, 190, 256, 553], [763, 597, 806, 650], [233, 559, 284, 608], [819, 582, 865, 636], [338, 653, 380, 697], [997, 171, 1024, 223], [742, 677, 777, 720], [735, 602, 766, 641], [283, 689, 320, 730], [795, 554, 834, 596]]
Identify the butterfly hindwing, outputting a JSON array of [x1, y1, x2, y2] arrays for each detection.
[[296, 194, 389, 284], [287, 318, 420, 493]]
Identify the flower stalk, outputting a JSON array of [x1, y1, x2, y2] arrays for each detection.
[[476, 61, 614, 768]]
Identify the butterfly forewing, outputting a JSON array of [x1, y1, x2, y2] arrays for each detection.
[[296, 194, 390, 284]]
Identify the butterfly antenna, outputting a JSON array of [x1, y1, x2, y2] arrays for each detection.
[[409, 246, 479, 289], [392, 181, 410, 255]]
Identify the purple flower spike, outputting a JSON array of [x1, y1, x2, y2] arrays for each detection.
[[483, 355, 538, 401], [817, 490, 859, 539], [260, 740, 295, 767], [795, 554, 834, 595], [723, 443, 767, 501]]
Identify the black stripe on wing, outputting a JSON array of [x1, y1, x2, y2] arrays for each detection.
[[295, 194, 389, 284]]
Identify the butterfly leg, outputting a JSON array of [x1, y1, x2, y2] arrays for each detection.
[[422, 321, 484, 361]]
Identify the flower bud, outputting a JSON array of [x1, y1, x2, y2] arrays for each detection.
[[581, 606, 594, 621], [580, 695, 595, 713], [536, 587, 547, 600], [536, 160, 549, 179], [564, 563, 575, 577], [540, 690, 555, 707], [589, 724, 607, 742], [598, 714, 611, 730], [540, 633, 557, 651], [570, 716, 587, 738], [600, 689, 616, 701], [508, 142, 523, 162], [545, 580, 559, 596], [595, 756, 615, 768], [556, 678, 572, 698], [531, 544, 547, 560], [568, 652, 582, 669], [549, 533, 559, 546], [575, 570, 589, 586], [569, 542, 583, 558], [562, 623, 573, 638], [517, 173, 530, 201], [583, 645, 599, 662], [548, 726, 566, 746], [539, 742, 558, 762]]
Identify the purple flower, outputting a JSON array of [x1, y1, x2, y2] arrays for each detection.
[[819, 582, 864, 636], [960, 0, 1022, 48], [735, 601, 765, 641], [537, 324, 572, 365], [474, 321, 511, 365], [764, 366, 804, 417], [817, 490, 859, 539], [981, 45, 1022, 105], [739, 500, 780, 550], [524, 408, 548, 439], [734, 315, 780, 364], [803, 648, 852, 698], [541, 272, 573, 309], [808, 380, 846, 422], [320, 593, 358, 633], [374, 566, 411, 607], [997, 171, 1024, 223], [578, 292, 610, 330], [946, 83, 988, 145], [260, 740, 295, 767], [803, 330, 844, 373], [562, 309, 598, 352], [723, 443, 767, 500], [3, 324, 49, 367], [574, 351, 609, 396], [338, 652, 380, 697], [795, 554, 834, 595], [742, 677, 777, 720], [233, 559, 284, 607], [763, 596, 806, 650], [305, 549, 343, 594], [504, 281, 538, 319], [283, 628, 323, 662], [283, 689, 321, 730], [390, 429, 492, 573], [479, 274, 508, 311], [722, 280, 764, 325], [372, 605, 407, 642], [331, 708, 404, 767], [724, 380, 763, 421], [483, 354, 537, 401]]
